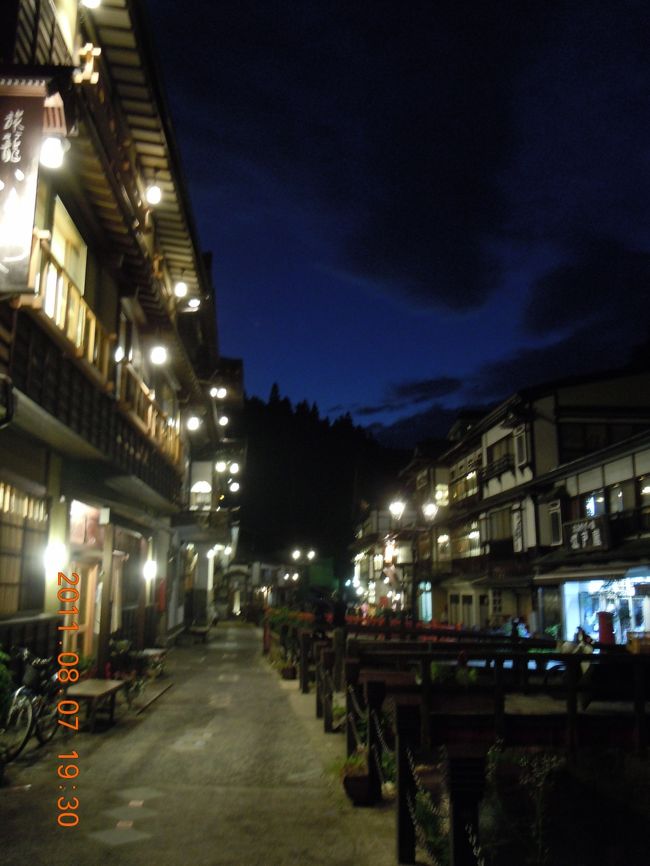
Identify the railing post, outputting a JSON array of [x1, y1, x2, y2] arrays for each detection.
[[299, 629, 310, 693], [446, 745, 488, 866], [315, 642, 325, 719], [345, 658, 360, 757], [322, 647, 334, 732], [366, 680, 385, 804], [332, 625, 345, 692], [396, 702, 420, 866]]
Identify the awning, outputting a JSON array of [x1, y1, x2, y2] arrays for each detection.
[[535, 566, 627, 584]]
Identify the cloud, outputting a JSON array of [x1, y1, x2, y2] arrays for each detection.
[[147, 0, 544, 312], [469, 319, 648, 403], [523, 238, 650, 340], [149, 1, 650, 316], [391, 377, 462, 403], [367, 403, 464, 449], [355, 376, 463, 417], [145, 0, 650, 432]]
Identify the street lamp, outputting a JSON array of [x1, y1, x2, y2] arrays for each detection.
[[422, 502, 438, 520], [388, 498, 439, 625], [288, 547, 317, 602]]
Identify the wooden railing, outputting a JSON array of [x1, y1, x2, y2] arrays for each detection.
[[17, 241, 182, 468], [479, 452, 515, 482], [116, 363, 182, 467], [340, 639, 648, 865], [32, 240, 113, 385], [0, 613, 60, 659]]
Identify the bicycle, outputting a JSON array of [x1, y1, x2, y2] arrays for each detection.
[[0, 648, 59, 763], [106, 639, 149, 710]]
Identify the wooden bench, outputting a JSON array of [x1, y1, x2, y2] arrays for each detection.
[[67, 679, 125, 733]]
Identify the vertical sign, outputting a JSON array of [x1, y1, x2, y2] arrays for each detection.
[[0, 86, 43, 293], [512, 508, 523, 553]]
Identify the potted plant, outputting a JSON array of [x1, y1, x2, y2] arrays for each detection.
[[429, 661, 493, 713], [381, 748, 397, 800], [341, 747, 371, 805], [280, 661, 297, 679]]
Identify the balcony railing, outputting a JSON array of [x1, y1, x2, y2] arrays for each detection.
[[14, 242, 182, 468], [116, 363, 182, 467], [480, 453, 515, 483], [16, 240, 115, 387]]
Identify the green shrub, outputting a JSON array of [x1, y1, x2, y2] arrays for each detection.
[[381, 749, 396, 783], [414, 789, 450, 865], [430, 661, 478, 687], [342, 747, 368, 777]]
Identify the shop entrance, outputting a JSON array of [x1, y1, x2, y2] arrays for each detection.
[[563, 576, 650, 643]]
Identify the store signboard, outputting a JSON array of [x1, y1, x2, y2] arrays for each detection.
[[0, 86, 43, 293], [565, 516, 609, 552]]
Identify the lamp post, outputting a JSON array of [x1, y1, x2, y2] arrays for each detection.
[[288, 547, 316, 605], [388, 498, 438, 625]]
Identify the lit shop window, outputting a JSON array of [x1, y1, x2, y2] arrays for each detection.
[[190, 481, 212, 511], [584, 490, 606, 518]]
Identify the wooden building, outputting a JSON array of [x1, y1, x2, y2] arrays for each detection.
[[0, 0, 244, 667]]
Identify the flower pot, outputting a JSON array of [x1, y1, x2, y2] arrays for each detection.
[[343, 772, 372, 806]]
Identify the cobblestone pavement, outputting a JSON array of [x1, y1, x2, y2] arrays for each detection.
[[0, 624, 398, 866]]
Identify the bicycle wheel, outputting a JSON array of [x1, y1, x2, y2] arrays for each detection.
[[35, 692, 59, 745], [0, 692, 33, 762]]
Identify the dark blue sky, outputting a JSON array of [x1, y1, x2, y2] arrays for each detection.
[[147, 0, 650, 440]]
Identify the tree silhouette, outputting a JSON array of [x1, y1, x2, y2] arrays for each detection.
[[238, 386, 407, 577]]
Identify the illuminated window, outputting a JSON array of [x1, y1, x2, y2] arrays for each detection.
[[42, 199, 87, 340], [51, 198, 87, 292], [515, 428, 528, 466], [583, 490, 605, 518], [0, 481, 48, 616], [434, 484, 449, 507], [488, 507, 511, 540]]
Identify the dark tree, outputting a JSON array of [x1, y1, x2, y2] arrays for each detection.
[[238, 386, 407, 577]]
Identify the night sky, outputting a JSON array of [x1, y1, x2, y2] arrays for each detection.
[[147, 1, 650, 442]]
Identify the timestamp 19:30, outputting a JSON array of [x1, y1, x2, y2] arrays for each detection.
[[56, 571, 81, 828]]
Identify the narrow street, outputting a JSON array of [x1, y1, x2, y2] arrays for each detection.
[[0, 624, 395, 866]]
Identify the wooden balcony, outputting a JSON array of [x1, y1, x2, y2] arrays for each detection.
[[116, 363, 182, 467], [479, 453, 515, 483], [12, 241, 182, 469], [14, 239, 114, 389]]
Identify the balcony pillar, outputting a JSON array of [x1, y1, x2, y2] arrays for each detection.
[[191, 543, 215, 627]]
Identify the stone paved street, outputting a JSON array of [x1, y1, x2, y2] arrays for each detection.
[[0, 624, 397, 866]]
